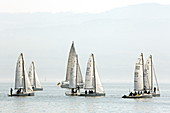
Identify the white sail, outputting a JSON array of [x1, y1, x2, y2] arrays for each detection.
[[69, 55, 77, 88], [28, 62, 34, 87], [95, 66, 104, 93], [15, 53, 24, 89], [84, 54, 94, 90], [65, 42, 76, 82], [28, 62, 42, 88], [76, 59, 83, 86], [134, 53, 144, 91], [15, 53, 33, 93], [144, 56, 152, 90]]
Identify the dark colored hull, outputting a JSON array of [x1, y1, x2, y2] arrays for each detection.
[[122, 94, 152, 98], [152, 93, 160, 97], [8, 92, 34, 96], [33, 88, 43, 91], [78, 93, 105, 97]]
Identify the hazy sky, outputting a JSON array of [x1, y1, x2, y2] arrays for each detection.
[[0, 1, 170, 85], [0, 0, 170, 13]]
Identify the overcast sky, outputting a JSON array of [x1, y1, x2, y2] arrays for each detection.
[[0, 1, 170, 85], [0, 0, 170, 13]]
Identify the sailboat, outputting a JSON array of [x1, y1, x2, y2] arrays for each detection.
[[8, 53, 34, 96], [61, 42, 84, 88], [28, 61, 43, 91], [65, 55, 83, 96], [122, 53, 152, 98], [78, 54, 105, 96], [144, 55, 160, 97]]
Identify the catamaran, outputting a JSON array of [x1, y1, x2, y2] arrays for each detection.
[[122, 53, 152, 98], [78, 54, 105, 96], [65, 55, 83, 96], [144, 55, 160, 97], [61, 42, 83, 88], [8, 53, 34, 96], [28, 61, 43, 91]]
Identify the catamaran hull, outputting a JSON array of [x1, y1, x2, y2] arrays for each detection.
[[8, 93, 34, 96], [65, 92, 80, 96], [122, 94, 152, 98], [33, 88, 43, 91], [78, 93, 105, 97]]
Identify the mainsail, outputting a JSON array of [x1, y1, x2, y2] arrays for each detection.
[[65, 42, 76, 82], [84, 54, 94, 90], [134, 53, 144, 91], [28, 62, 42, 89], [69, 55, 83, 88], [69, 55, 77, 88]]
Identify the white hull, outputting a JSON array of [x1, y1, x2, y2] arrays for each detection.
[[65, 91, 80, 96], [8, 92, 34, 96]]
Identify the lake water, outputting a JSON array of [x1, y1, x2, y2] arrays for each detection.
[[0, 83, 170, 113]]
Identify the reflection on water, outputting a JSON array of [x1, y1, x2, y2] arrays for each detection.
[[0, 83, 170, 113]]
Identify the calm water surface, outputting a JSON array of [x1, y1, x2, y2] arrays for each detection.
[[0, 83, 170, 113]]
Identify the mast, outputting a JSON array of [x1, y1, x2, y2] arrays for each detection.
[[141, 53, 145, 90], [150, 55, 153, 92], [22, 53, 26, 92], [153, 63, 160, 92], [33, 62, 36, 88], [76, 55, 78, 88], [92, 54, 96, 93]]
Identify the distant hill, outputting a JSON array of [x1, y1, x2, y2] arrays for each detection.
[[0, 3, 170, 83]]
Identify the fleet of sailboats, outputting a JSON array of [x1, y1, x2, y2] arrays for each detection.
[[7, 43, 161, 99], [28, 61, 43, 91], [122, 53, 160, 98]]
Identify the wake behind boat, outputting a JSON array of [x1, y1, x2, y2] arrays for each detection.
[[28, 61, 43, 91], [122, 53, 152, 98], [8, 53, 34, 96], [78, 54, 105, 97]]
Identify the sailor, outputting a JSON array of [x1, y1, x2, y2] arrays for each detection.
[[144, 90, 147, 94], [71, 88, 74, 94], [154, 87, 156, 93], [134, 91, 137, 96], [147, 91, 150, 94], [10, 88, 13, 95], [85, 90, 87, 94], [129, 92, 133, 96]]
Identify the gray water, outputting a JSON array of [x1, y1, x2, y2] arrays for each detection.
[[0, 83, 170, 113]]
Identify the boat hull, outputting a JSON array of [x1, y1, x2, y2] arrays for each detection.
[[122, 94, 152, 98], [65, 91, 80, 96], [8, 92, 34, 96], [33, 88, 43, 91], [152, 93, 160, 97], [78, 93, 105, 97]]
